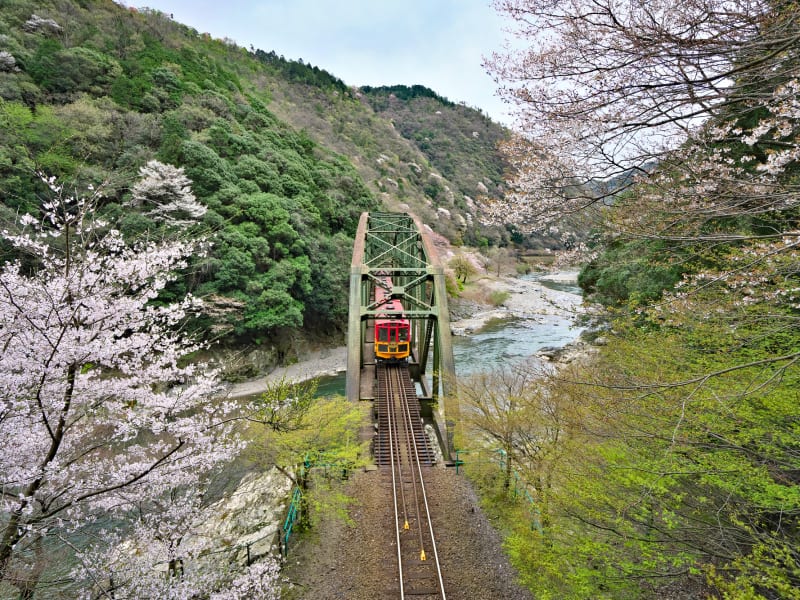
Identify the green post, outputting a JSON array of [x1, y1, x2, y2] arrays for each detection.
[[455, 449, 465, 474], [346, 213, 369, 402]]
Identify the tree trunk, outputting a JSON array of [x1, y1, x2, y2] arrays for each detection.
[[503, 447, 512, 491]]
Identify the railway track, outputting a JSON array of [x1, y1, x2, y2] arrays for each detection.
[[377, 363, 447, 599]]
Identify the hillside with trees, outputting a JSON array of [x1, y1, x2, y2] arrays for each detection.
[[359, 84, 517, 246], [247, 68, 521, 248], [0, 1, 377, 358], [361, 85, 505, 201], [0, 0, 515, 363]]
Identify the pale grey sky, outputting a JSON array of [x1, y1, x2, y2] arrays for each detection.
[[131, 0, 513, 123]]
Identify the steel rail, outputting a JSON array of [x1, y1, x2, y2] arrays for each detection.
[[386, 364, 447, 599], [386, 366, 406, 599], [393, 368, 425, 555], [399, 374, 447, 599]]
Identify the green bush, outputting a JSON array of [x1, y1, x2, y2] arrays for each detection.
[[488, 289, 510, 307], [579, 239, 684, 308]]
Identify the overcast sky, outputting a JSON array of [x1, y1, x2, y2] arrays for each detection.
[[131, 0, 514, 124]]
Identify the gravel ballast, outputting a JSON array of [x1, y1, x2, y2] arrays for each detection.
[[280, 466, 534, 600]]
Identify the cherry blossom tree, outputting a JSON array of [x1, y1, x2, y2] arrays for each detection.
[[0, 174, 277, 597], [71, 487, 280, 599], [487, 0, 800, 359], [131, 160, 207, 225], [485, 0, 800, 239]]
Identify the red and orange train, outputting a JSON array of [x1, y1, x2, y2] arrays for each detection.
[[373, 274, 411, 361]]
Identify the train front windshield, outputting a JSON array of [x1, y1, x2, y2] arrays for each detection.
[[377, 323, 408, 341]]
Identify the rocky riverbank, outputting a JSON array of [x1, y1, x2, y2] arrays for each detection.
[[449, 270, 583, 336]]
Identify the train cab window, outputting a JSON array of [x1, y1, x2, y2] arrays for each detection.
[[397, 327, 409, 341], [377, 326, 389, 342]]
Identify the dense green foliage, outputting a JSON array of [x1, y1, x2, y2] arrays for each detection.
[[506, 307, 799, 598], [467, 248, 800, 598], [0, 0, 380, 346], [254, 49, 347, 93], [258, 78, 518, 247], [578, 237, 686, 308], [360, 84, 456, 107], [246, 377, 368, 531]]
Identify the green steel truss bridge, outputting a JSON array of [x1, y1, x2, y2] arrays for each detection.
[[346, 212, 457, 457]]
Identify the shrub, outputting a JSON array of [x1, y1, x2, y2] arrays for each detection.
[[488, 289, 510, 307]]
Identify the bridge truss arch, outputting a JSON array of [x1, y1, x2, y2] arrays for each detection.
[[346, 212, 457, 456]]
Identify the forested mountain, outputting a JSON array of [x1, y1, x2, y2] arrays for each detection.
[[0, 0, 513, 352], [360, 84, 512, 244]]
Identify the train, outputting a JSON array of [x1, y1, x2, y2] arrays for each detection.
[[373, 274, 411, 361]]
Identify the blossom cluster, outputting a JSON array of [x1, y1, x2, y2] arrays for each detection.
[[0, 173, 272, 595]]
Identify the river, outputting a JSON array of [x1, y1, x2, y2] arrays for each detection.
[[452, 272, 583, 376]]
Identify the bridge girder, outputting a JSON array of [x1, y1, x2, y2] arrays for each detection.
[[346, 212, 457, 455]]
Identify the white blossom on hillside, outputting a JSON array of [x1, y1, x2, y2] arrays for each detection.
[[0, 51, 17, 72], [132, 160, 207, 224], [23, 14, 62, 34]]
